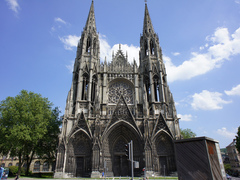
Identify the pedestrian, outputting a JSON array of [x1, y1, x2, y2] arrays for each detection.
[[102, 171, 104, 178], [14, 173, 19, 180], [0, 166, 4, 179]]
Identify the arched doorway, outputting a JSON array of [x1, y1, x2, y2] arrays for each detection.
[[154, 131, 176, 176], [66, 131, 92, 177], [112, 137, 130, 176], [103, 122, 143, 177]]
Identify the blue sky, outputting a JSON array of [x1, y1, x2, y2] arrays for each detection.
[[1, 0, 240, 148]]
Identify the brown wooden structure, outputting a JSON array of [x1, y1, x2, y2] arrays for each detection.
[[174, 137, 227, 180]]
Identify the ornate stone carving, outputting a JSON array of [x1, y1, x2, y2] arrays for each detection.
[[55, 2, 180, 178], [108, 82, 134, 104]]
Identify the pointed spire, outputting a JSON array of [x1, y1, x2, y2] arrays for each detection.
[[85, 0, 97, 32], [143, 3, 155, 35]]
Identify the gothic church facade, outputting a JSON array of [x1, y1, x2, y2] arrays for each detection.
[[55, 1, 181, 178]]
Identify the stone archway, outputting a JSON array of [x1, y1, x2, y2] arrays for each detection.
[[112, 136, 130, 176], [66, 131, 92, 177], [154, 131, 176, 176], [103, 123, 144, 177]]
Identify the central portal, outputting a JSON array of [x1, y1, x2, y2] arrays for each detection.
[[112, 138, 130, 176], [113, 154, 129, 176], [104, 123, 144, 177], [76, 157, 84, 177]]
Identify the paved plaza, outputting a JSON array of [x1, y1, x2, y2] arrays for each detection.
[[8, 177, 178, 180], [7, 176, 240, 180]]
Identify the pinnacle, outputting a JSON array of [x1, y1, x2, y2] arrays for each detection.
[[143, 3, 155, 35]]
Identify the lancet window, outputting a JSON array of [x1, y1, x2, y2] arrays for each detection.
[[93, 38, 97, 56], [150, 39, 155, 55], [145, 79, 151, 102], [153, 75, 160, 102], [91, 75, 97, 102], [86, 37, 91, 53], [144, 41, 149, 56], [82, 74, 89, 100]]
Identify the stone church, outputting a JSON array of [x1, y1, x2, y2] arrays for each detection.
[[54, 1, 181, 178]]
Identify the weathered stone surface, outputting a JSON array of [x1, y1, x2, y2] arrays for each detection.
[[54, 2, 180, 178]]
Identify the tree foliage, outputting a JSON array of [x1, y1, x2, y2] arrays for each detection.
[[180, 128, 196, 139], [0, 90, 61, 175], [236, 126, 240, 153], [224, 164, 231, 174]]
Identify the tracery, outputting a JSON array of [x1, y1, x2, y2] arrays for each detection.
[[108, 81, 134, 104]]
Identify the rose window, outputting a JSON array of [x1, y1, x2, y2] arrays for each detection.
[[108, 82, 134, 104]]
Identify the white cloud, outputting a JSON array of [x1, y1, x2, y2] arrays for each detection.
[[61, 27, 240, 79], [66, 60, 74, 73], [5, 0, 20, 13], [112, 44, 139, 64], [61, 33, 139, 72], [191, 90, 232, 110], [225, 84, 240, 96], [54, 17, 66, 24], [51, 18, 68, 33], [99, 34, 139, 64], [216, 127, 237, 139], [235, 0, 240, 5], [51, 26, 56, 32], [164, 27, 240, 82], [172, 52, 180, 56], [99, 34, 112, 62], [178, 114, 192, 122], [59, 35, 80, 50], [59, 33, 139, 62], [175, 102, 179, 106]]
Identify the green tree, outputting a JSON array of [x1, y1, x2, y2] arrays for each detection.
[[236, 126, 240, 153], [0, 90, 61, 176], [224, 164, 231, 174], [180, 128, 196, 139]]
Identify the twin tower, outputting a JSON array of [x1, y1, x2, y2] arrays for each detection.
[[54, 1, 181, 178]]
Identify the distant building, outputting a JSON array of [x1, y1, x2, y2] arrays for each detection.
[[0, 155, 55, 174], [221, 148, 230, 164], [54, 1, 181, 178], [226, 139, 240, 171]]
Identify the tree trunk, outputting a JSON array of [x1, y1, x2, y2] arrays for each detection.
[[25, 151, 35, 176], [17, 152, 22, 176]]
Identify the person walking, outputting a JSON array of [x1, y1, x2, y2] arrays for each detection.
[[0, 166, 4, 179], [14, 173, 19, 180]]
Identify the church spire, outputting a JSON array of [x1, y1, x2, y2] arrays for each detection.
[[143, 3, 155, 35], [84, 0, 97, 32]]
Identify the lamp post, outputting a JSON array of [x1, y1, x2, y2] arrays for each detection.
[[126, 140, 134, 180], [130, 140, 134, 180]]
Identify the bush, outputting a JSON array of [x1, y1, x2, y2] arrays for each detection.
[[224, 164, 231, 174], [9, 166, 18, 177], [41, 172, 54, 178], [9, 166, 25, 177]]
